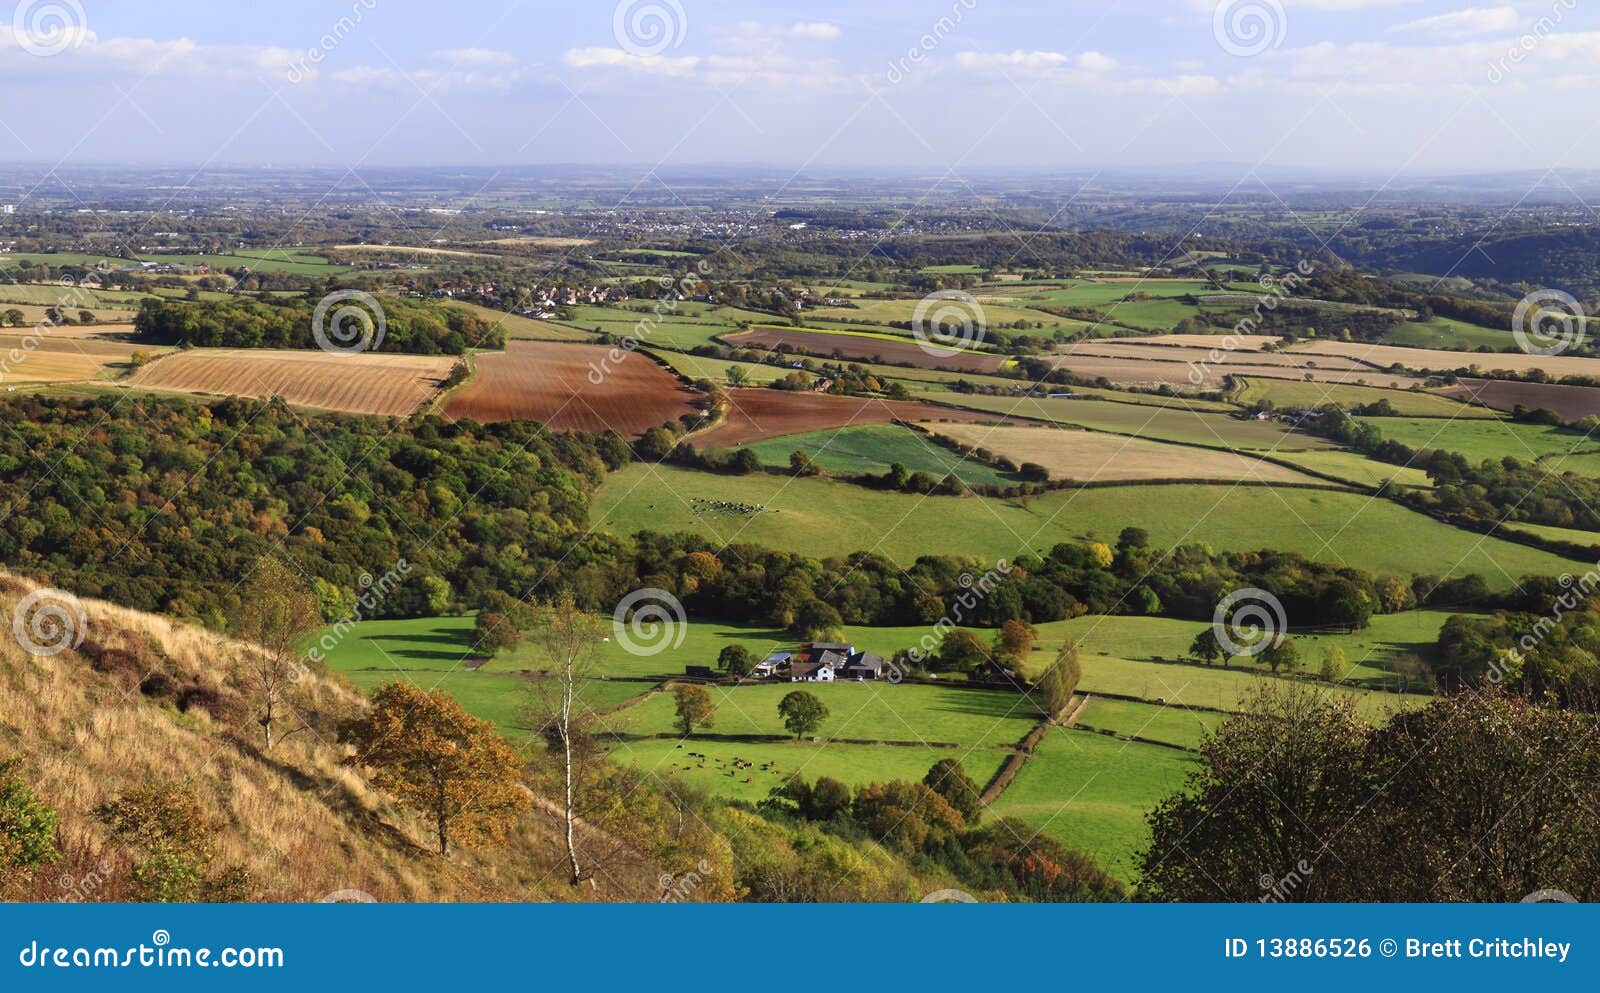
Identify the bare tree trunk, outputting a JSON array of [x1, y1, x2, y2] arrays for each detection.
[[561, 660, 581, 886]]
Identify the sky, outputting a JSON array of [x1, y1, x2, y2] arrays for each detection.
[[0, 0, 1597, 174]]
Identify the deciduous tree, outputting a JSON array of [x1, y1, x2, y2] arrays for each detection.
[[672, 683, 716, 736], [342, 683, 529, 857], [778, 690, 828, 740], [230, 556, 321, 751]]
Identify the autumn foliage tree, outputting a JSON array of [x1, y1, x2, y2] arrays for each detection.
[[342, 683, 530, 856], [672, 683, 716, 736], [229, 556, 322, 750]]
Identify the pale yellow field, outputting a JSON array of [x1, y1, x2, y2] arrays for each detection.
[[1101, 333, 1283, 349], [1059, 339, 1372, 371], [127, 348, 456, 416], [0, 332, 157, 384], [1288, 340, 1600, 379], [930, 423, 1326, 485], [1045, 352, 1426, 392]]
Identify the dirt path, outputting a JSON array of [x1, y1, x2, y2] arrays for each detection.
[[980, 694, 1089, 806]]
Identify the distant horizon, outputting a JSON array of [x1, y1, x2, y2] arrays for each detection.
[[2, 1, 1599, 180]]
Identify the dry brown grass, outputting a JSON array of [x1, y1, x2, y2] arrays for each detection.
[[931, 423, 1323, 485], [0, 571, 664, 903]]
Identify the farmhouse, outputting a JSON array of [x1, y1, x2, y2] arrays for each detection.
[[755, 642, 888, 682]]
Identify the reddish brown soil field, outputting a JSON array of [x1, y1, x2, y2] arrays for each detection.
[[694, 388, 1005, 448], [722, 328, 1007, 374], [1443, 378, 1600, 422], [443, 341, 701, 436]]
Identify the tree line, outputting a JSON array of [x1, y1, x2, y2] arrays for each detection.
[[133, 293, 504, 354]]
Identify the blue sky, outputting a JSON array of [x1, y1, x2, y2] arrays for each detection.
[[1, 0, 1597, 172]]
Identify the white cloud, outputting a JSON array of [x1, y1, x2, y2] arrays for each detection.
[[954, 49, 1118, 73], [790, 22, 842, 40], [563, 46, 699, 76], [955, 50, 1071, 71], [432, 48, 515, 66], [1388, 6, 1518, 38], [1077, 51, 1119, 72]]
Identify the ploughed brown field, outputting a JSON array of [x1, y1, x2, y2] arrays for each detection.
[[722, 327, 1007, 373], [128, 348, 456, 416], [443, 340, 701, 436], [1443, 378, 1600, 422], [694, 388, 1004, 448]]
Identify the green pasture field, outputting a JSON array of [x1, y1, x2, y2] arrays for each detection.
[[1357, 415, 1596, 464], [1383, 317, 1511, 350], [1270, 449, 1435, 489], [984, 727, 1197, 881], [447, 301, 595, 342], [1033, 611, 1458, 694], [1237, 378, 1499, 417], [604, 680, 1043, 747], [0, 283, 130, 309], [0, 249, 349, 276], [1073, 697, 1222, 751], [562, 305, 736, 351], [805, 297, 1093, 334], [607, 737, 1011, 807], [646, 348, 791, 385], [312, 615, 652, 732], [1503, 520, 1600, 549], [992, 279, 1213, 308], [593, 465, 1586, 587], [1092, 297, 1206, 331], [919, 393, 1327, 450], [733, 423, 1018, 486], [1071, 652, 1421, 719]]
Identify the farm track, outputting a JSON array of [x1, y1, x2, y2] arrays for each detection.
[[981, 694, 1088, 807]]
